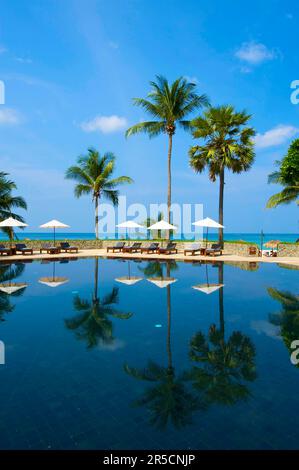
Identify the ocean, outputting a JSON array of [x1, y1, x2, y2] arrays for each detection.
[[0, 232, 298, 245]]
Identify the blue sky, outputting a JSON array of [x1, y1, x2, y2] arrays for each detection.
[[0, 0, 298, 233]]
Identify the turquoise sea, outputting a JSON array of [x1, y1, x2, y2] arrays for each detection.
[[0, 232, 298, 245]]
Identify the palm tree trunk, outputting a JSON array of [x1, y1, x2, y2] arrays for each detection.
[[218, 167, 225, 248], [166, 263, 173, 371], [218, 262, 224, 337], [94, 257, 99, 302], [95, 195, 99, 239], [167, 134, 173, 240]]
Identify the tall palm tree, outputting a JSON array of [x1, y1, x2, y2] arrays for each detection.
[[124, 262, 201, 429], [0, 172, 27, 239], [126, 75, 209, 235], [65, 258, 132, 348], [268, 287, 299, 366], [187, 263, 256, 405], [266, 139, 299, 208], [65, 148, 133, 238], [189, 106, 255, 247]]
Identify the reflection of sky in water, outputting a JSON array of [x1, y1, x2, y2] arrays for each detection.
[[0, 258, 298, 450]]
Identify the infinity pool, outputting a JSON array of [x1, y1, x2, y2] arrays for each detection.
[[0, 257, 298, 450]]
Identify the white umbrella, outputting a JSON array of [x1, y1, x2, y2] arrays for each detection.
[[39, 277, 69, 288], [148, 220, 177, 246], [38, 261, 69, 288], [0, 283, 27, 295], [39, 219, 70, 246], [115, 260, 143, 286], [147, 277, 177, 288], [0, 217, 28, 249], [192, 283, 224, 295], [116, 220, 144, 244], [192, 217, 224, 247]]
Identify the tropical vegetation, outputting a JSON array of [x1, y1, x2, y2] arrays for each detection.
[[189, 106, 255, 247], [266, 138, 299, 208], [66, 148, 133, 238], [126, 75, 209, 236], [0, 172, 27, 239]]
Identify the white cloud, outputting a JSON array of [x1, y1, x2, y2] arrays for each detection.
[[0, 108, 21, 125], [80, 115, 127, 134], [108, 41, 119, 49], [235, 41, 276, 65], [15, 57, 32, 64], [254, 124, 299, 148]]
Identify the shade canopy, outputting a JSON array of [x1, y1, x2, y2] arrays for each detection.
[[39, 277, 69, 288], [0, 217, 28, 227], [115, 277, 143, 286], [39, 219, 70, 228], [192, 283, 224, 295], [264, 240, 281, 248], [147, 277, 177, 288], [148, 220, 177, 231], [192, 217, 224, 228], [0, 283, 28, 294], [116, 220, 144, 229]]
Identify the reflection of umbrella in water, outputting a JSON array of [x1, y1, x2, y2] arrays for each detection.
[[147, 277, 177, 289], [115, 260, 143, 286], [39, 262, 69, 288], [0, 282, 27, 295], [192, 263, 224, 295]]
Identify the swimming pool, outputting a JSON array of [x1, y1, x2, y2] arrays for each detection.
[[0, 257, 298, 450]]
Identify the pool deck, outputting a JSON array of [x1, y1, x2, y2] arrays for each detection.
[[1, 248, 299, 267]]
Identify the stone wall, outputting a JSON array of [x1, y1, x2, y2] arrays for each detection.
[[277, 243, 299, 257], [0, 239, 261, 256]]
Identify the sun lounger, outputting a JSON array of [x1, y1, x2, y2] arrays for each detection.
[[40, 244, 60, 254], [107, 242, 126, 253], [140, 242, 159, 254], [59, 242, 79, 253], [248, 246, 261, 256], [184, 243, 202, 256], [0, 244, 11, 256], [158, 242, 178, 255], [15, 243, 33, 255], [122, 242, 142, 253], [205, 243, 222, 256]]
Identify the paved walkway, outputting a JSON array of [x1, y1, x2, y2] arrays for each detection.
[[1, 249, 299, 267]]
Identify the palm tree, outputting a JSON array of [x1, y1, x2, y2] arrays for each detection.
[[187, 263, 256, 405], [65, 258, 132, 348], [189, 106, 255, 247], [0, 263, 26, 322], [266, 139, 299, 208], [268, 287, 299, 366], [0, 172, 27, 239], [126, 75, 209, 235], [124, 262, 201, 429], [65, 148, 133, 239]]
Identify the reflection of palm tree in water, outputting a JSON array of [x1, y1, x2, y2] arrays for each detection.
[[0, 263, 26, 322], [125, 262, 201, 430], [268, 287, 299, 367], [188, 263, 257, 405], [65, 258, 132, 348]]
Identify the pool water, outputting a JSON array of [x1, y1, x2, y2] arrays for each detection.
[[0, 257, 298, 450]]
